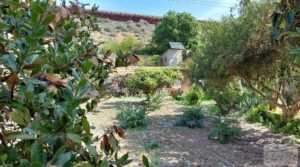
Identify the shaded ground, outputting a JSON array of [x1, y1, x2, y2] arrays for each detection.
[[87, 97, 296, 167]]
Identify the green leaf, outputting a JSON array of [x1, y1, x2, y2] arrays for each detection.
[[0, 55, 18, 72], [42, 14, 55, 26], [0, 19, 7, 31], [99, 160, 109, 167], [118, 153, 132, 166], [9, 109, 30, 126], [72, 70, 81, 81], [24, 54, 41, 65], [86, 145, 98, 158], [28, 79, 47, 86], [5, 132, 36, 140], [24, 128, 38, 136], [11, 100, 27, 110], [0, 154, 7, 165], [77, 79, 91, 96], [142, 155, 150, 167], [53, 152, 72, 166], [82, 116, 91, 135], [32, 3, 45, 14], [67, 133, 81, 143], [74, 163, 94, 167], [31, 141, 42, 163], [20, 159, 30, 167], [30, 12, 40, 30], [289, 48, 300, 55], [81, 59, 94, 73]]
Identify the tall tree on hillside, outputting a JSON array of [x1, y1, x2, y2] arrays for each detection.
[[152, 11, 200, 53]]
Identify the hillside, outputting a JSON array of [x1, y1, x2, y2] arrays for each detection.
[[91, 18, 156, 44]]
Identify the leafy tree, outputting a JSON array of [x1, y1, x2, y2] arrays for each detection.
[[190, 0, 300, 121], [152, 11, 200, 53], [0, 1, 130, 166]]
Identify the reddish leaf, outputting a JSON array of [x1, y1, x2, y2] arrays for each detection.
[[46, 73, 61, 83], [113, 125, 125, 139], [103, 134, 110, 152], [6, 73, 19, 89]]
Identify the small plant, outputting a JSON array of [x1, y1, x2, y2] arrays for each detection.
[[246, 104, 269, 123], [175, 107, 205, 128], [170, 87, 183, 100], [140, 139, 161, 150], [117, 105, 147, 129], [183, 85, 204, 105], [208, 116, 240, 144], [144, 93, 164, 111]]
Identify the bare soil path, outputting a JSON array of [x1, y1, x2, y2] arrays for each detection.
[[87, 97, 296, 167]]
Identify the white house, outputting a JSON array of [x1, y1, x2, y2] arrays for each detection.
[[161, 42, 185, 66]]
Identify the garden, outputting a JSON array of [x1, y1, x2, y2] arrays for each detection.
[[1, 0, 300, 166]]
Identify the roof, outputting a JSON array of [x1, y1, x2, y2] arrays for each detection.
[[169, 42, 185, 50]]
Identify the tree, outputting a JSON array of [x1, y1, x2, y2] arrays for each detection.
[[191, 0, 300, 121], [0, 1, 131, 166], [152, 11, 200, 53]]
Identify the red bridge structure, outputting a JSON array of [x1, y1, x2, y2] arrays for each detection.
[[87, 10, 162, 24]]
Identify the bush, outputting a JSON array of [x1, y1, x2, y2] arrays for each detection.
[[183, 85, 204, 105], [0, 1, 129, 166], [246, 105, 300, 135], [170, 87, 183, 100], [205, 82, 244, 116], [144, 93, 164, 111], [126, 68, 183, 99], [208, 116, 240, 144], [175, 107, 205, 128], [110, 74, 142, 96], [117, 105, 147, 129], [246, 104, 269, 123]]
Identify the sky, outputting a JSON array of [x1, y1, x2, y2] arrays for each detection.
[[77, 0, 240, 20]]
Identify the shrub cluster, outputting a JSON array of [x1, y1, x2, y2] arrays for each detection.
[[246, 105, 300, 135], [175, 107, 205, 128]]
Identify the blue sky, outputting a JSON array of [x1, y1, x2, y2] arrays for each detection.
[[78, 0, 239, 20]]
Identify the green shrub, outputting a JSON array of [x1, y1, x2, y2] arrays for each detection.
[[205, 82, 244, 116], [183, 85, 204, 105], [246, 105, 300, 135], [246, 104, 269, 123], [175, 107, 205, 128], [144, 93, 164, 111], [140, 139, 161, 150], [117, 105, 147, 129], [0, 1, 130, 166], [208, 116, 240, 144], [126, 68, 183, 100]]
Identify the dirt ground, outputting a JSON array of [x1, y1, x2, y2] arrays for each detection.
[[86, 97, 297, 167]]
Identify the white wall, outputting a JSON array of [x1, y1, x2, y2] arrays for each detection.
[[162, 49, 183, 66]]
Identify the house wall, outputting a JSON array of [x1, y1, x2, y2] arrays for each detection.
[[162, 49, 183, 66]]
